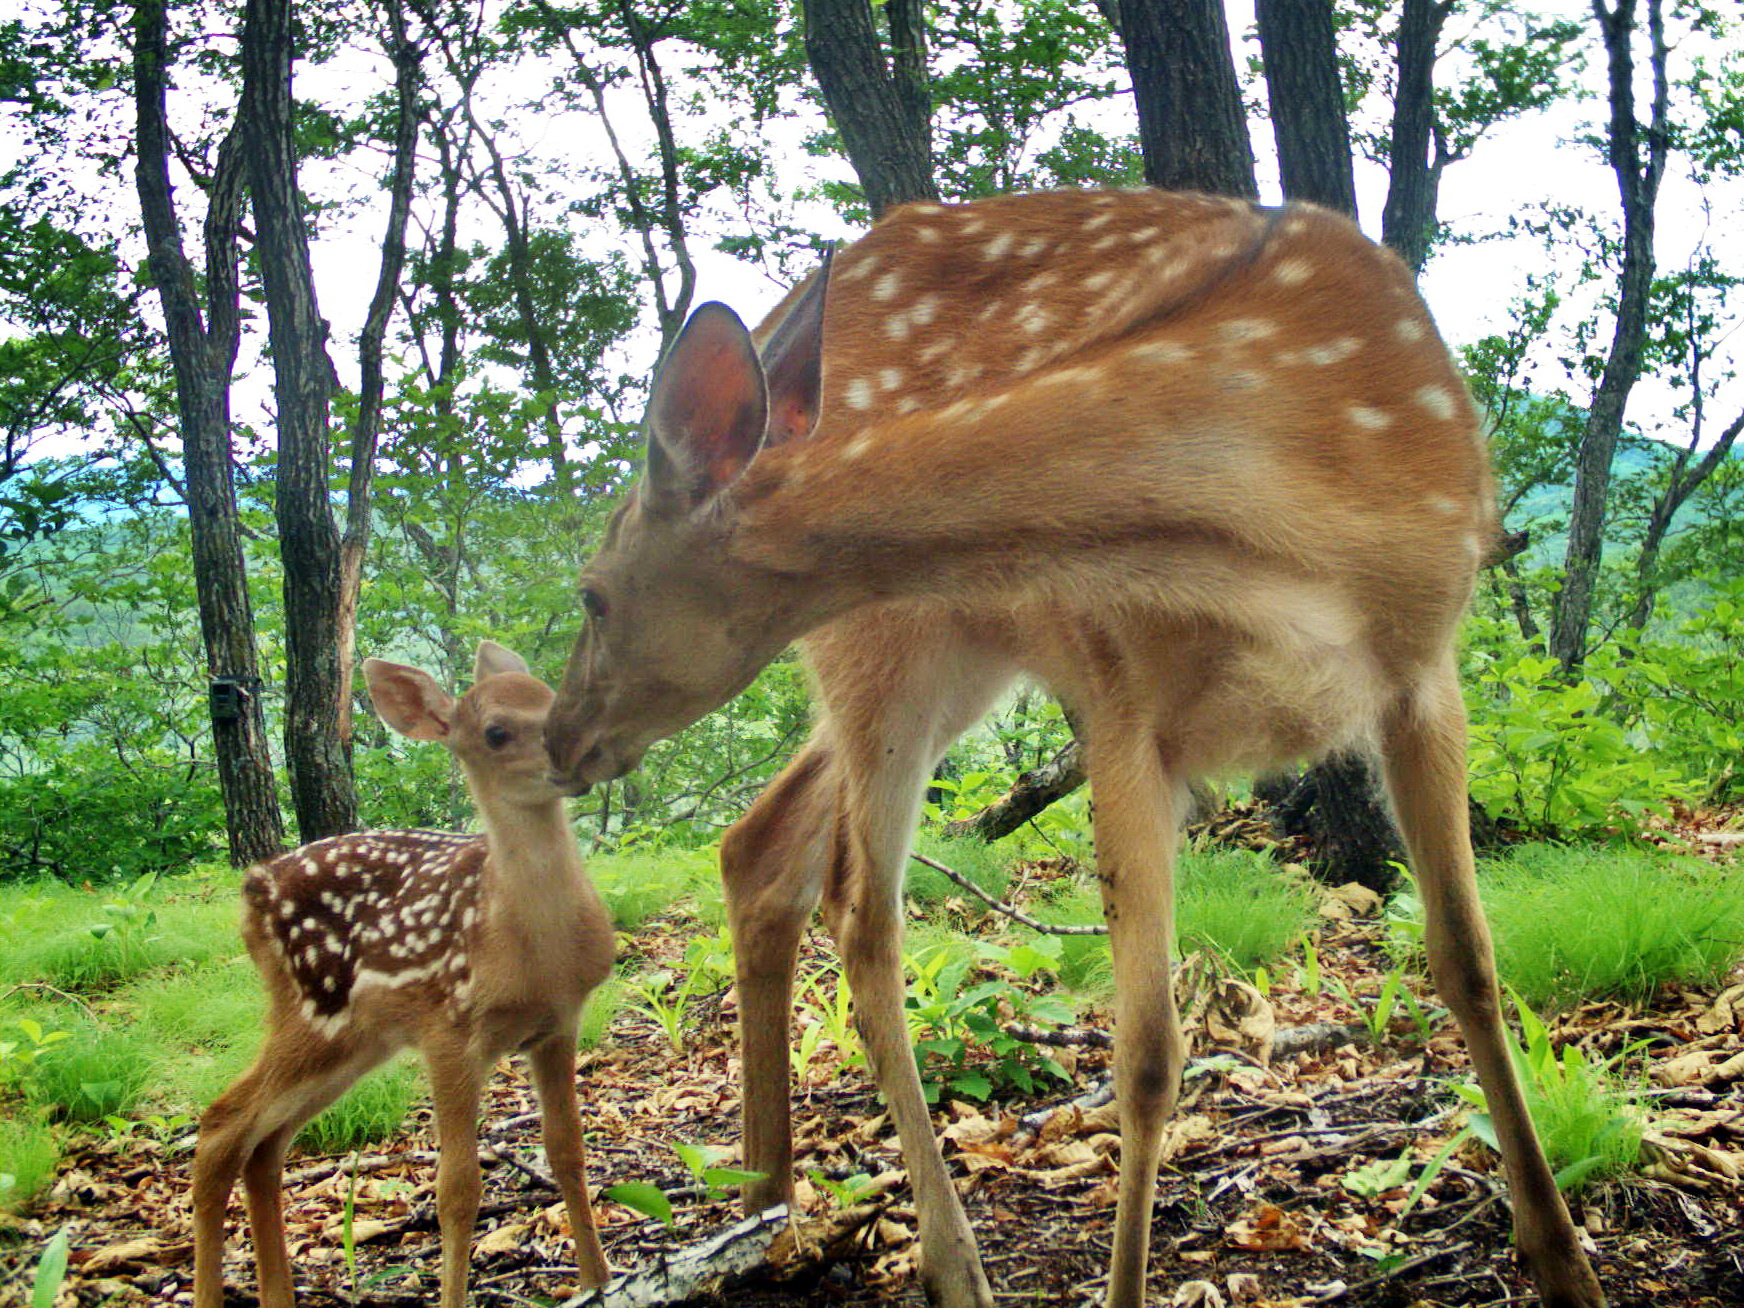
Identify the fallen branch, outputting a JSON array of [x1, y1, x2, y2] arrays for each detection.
[[562, 1206, 791, 1308], [908, 851, 1107, 936], [941, 740, 1085, 842], [1005, 1019, 1362, 1059]]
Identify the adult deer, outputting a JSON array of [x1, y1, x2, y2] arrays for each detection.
[[544, 189, 1604, 1308], [193, 642, 613, 1308]]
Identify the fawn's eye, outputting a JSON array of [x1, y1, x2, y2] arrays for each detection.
[[483, 725, 512, 750], [580, 587, 608, 622]]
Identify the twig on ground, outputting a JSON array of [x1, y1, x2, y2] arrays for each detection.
[[561, 1206, 791, 1308], [908, 851, 1107, 935], [0, 981, 100, 1018]]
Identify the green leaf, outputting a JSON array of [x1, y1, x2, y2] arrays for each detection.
[[603, 1181, 676, 1228], [949, 1072, 993, 1100], [33, 1229, 70, 1308]]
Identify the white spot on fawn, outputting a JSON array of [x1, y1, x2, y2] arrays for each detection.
[[1015, 303, 1051, 334], [839, 255, 877, 283], [1304, 338, 1361, 366], [914, 226, 941, 244], [843, 435, 875, 461], [981, 231, 1015, 261], [1347, 405, 1391, 431], [1218, 318, 1277, 344], [1020, 237, 1050, 258], [879, 368, 904, 392], [1395, 318, 1427, 343], [872, 271, 902, 302], [1428, 496, 1462, 516], [1416, 385, 1457, 420], [911, 295, 940, 325], [884, 314, 911, 341], [1271, 258, 1313, 285], [1132, 339, 1192, 366], [844, 378, 874, 410]]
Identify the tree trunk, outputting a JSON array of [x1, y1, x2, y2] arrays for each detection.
[[1380, 0, 1452, 274], [1255, 0, 1357, 217], [241, 0, 357, 841], [802, 0, 940, 217], [132, 0, 284, 867], [1110, 0, 1257, 197], [1550, 0, 1668, 670], [338, 0, 421, 753], [1625, 406, 1744, 633]]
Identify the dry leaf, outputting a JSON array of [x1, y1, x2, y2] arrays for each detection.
[[1225, 1271, 1264, 1302], [1172, 1279, 1226, 1307], [476, 1221, 529, 1258], [79, 1238, 159, 1275], [1226, 1204, 1311, 1253]]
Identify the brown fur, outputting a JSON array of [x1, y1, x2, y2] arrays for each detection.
[[193, 643, 613, 1308], [545, 189, 1603, 1308]]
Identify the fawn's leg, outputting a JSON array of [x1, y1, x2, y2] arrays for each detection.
[[1085, 723, 1185, 1308], [425, 1036, 485, 1308], [528, 1031, 609, 1288], [1380, 660, 1604, 1308], [720, 742, 835, 1214], [193, 1033, 361, 1308]]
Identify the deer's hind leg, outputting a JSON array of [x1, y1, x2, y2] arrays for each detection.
[[1380, 658, 1603, 1308], [528, 1029, 609, 1288]]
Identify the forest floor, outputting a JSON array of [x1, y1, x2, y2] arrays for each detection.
[[4, 850, 1742, 1308]]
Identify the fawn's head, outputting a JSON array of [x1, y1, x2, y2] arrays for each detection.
[[546, 266, 830, 793], [366, 641, 560, 808]]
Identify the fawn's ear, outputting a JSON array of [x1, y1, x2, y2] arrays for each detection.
[[758, 249, 830, 449], [363, 658, 454, 741], [645, 302, 769, 508], [473, 640, 530, 683]]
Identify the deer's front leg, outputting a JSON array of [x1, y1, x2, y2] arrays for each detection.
[[1086, 725, 1186, 1308], [528, 1031, 609, 1289], [1381, 665, 1604, 1308], [821, 758, 994, 1308], [721, 743, 835, 1213], [425, 1037, 485, 1308]]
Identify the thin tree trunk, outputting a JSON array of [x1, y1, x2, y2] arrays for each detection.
[[1110, 0, 1257, 197], [240, 0, 358, 840], [802, 0, 940, 217], [1256, 0, 1357, 217], [1380, 0, 1453, 273], [338, 0, 421, 752], [1625, 406, 1744, 632], [132, 0, 283, 867], [1550, 0, 1668, 670]]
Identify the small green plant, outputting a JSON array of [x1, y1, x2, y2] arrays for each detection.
[[1329, 966, 1444, 1047], [903, 944, 1073, 1104], [798, 967, 862, 1069], [32, 1227, 69, 1308], [577, 974, 626, 1049], [0, 1017, 72, 1082], [669, 1142, 764, 1202], [23, 1023, 151, 1122], [808, 1169, 877, 1209], [1341, 1152, 1414, 1198], [601, 1180, 675, 1228], [1456, 991, 1647, 1193], [628, 970, 696, 1054], [1294, 936, 1323, 996], [102, 1111, 195, 1149]]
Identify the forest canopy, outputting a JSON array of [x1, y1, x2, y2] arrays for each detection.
[[0, 0, 1741, 880]]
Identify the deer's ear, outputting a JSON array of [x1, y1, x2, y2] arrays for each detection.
[[364, 658, 454, 741], [473, 640, 529, 683], [758, 249, 831, 449], [646, 302, 768, 507]]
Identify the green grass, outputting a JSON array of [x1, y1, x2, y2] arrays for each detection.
[[907, 833, 1013, 905], [1481, 844, 1744, 1008], [1027, 848, 1316, 995], [297, 1058, 422, 1155], [21, 1020, 152, 1122], [587, 847, 720, 931], [578, 975, 627, 1049], [0, 1109, 60, 1212]]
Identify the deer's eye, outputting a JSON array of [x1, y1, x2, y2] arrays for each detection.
[[483, 725, 512, 749], [580, 587, 608, 622]]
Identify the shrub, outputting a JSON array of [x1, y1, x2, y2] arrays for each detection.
[[1481, 844, 1744, 1008]]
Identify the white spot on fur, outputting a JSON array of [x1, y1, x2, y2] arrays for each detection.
[[1271, 258, 1313, 285], [911, 295, 940, 325], [1416, 385, 1457, 419], [1395, 318, 1426, 343], [981, 231, 1015, 261], [1084, 211, 1117, 230], [1015, 304, 1051, 334], [918, 338, 955, 363], [1132, 340, 1192, 366], [1129, 226, 1159, 243], [844, 378, 874, 410], [839, 255, 877, 283], [896, 396, 922, 415], [1428, 496, 1462, 516], [878, 368, 904, 392], [1036, 367, 1102, 387], [872, 271, 902, 302], [843, 435, 875, 460], [883, 313, 911, 341], [1084, 270, 1116, 292], [1092, 233, 1122, 251], [1304, 338, 1360, 366], [1218, 318, 1277, 344], [1020, 237, 1050, 258], [1347, 405, 1391, 431], [913, 226, 941, 244]]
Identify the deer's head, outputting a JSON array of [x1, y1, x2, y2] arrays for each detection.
[[545, 263, 829, 793]]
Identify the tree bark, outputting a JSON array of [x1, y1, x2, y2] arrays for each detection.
[[1550, 0, 1668, 670], [240, 0, 358, 840], [802, 0, 940, 217], [1256, 0, 1357, 217], [944, 741, 1085, 842], [131, 0, 284, 867], [338, 0, 421, 753], [1110, 0, 1257, 197], [1380, 0, 1453, 274]]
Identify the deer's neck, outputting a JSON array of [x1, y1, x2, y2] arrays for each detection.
[[477, 801, 585, 911]]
